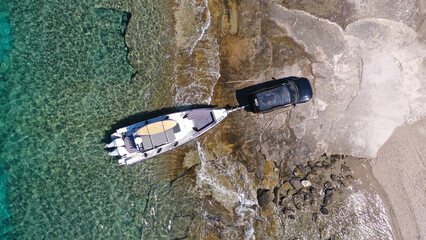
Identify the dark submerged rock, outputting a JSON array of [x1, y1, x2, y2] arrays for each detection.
[[320, 206, 329, 215], [257, 189, 274, 207]]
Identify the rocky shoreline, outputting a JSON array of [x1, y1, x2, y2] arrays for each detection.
[[260, 154, 353, 212], [258, 155, 357, 236]]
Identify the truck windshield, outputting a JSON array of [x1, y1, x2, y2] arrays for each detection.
[[287, 82, 299, 102], [254, 85, 292, 111]]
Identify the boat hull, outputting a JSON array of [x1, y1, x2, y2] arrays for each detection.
[[106, 108, 228, 166]]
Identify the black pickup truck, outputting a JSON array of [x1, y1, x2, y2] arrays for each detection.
[[249, 77, 313, 113]]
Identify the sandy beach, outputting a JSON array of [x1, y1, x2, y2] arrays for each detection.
[[371, 119, 426, 239]]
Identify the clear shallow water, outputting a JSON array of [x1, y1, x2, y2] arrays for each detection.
[[0, 0, 172, 238]]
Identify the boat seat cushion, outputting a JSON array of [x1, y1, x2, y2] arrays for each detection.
[[151, 132, 168, 147], [141, 135, 153, 150], [165, 129, 176, 142], [189, 111, 215, 131]]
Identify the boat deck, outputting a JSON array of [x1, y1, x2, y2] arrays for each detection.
[[123, 135, 138, 153], [110, 108, 229, 165]]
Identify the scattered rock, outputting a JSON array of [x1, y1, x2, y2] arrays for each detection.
[[345, 174, 354, 181], [215, 221, 226, 230], [307, 171, 316, 178], [264, 154, 354, 224], [340, 177, 351, 187], [312, 213, 318, 222], [320, 206, 329, 215], [305, 165, 312, 172], [341, 164, 353, 173], [301, 180, 312, 188], [293, 167, 306, 177], [273, 186, 280, 204], [280, 196, 291, 207], [320, 228, 327, 238], [262, 160, 280, 189], [304, 193, 311, 201], [283, 162, 295, 177], [318, 154, 328, 161], [283, 207, 295, 215], [300, 188, 310, 194], [281, 181, 293, 192], [287, 189, 297, 197], [283, 207, 296, 219], [310, 198, 318, 207], [293, 193, 304, 206], [306, 173, 315, 181], [323, 194, 333, 207], [323, 163, 332, 170], [257, 189, 274, 207], [322, 158, 331, 165], [290, 178, 303, 190]]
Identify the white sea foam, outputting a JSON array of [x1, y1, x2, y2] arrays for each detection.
[[171, 0, 221, 106], [171, 40, 220, 105], [196, 142, 257, 240], [189, 0, 211, 54], [342, 190, 394, 239]]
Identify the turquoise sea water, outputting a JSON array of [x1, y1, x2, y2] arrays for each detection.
[[0, 0, 173, 238]]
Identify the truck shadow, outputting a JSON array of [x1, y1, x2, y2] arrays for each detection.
[[235, 76, 298, 112]]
